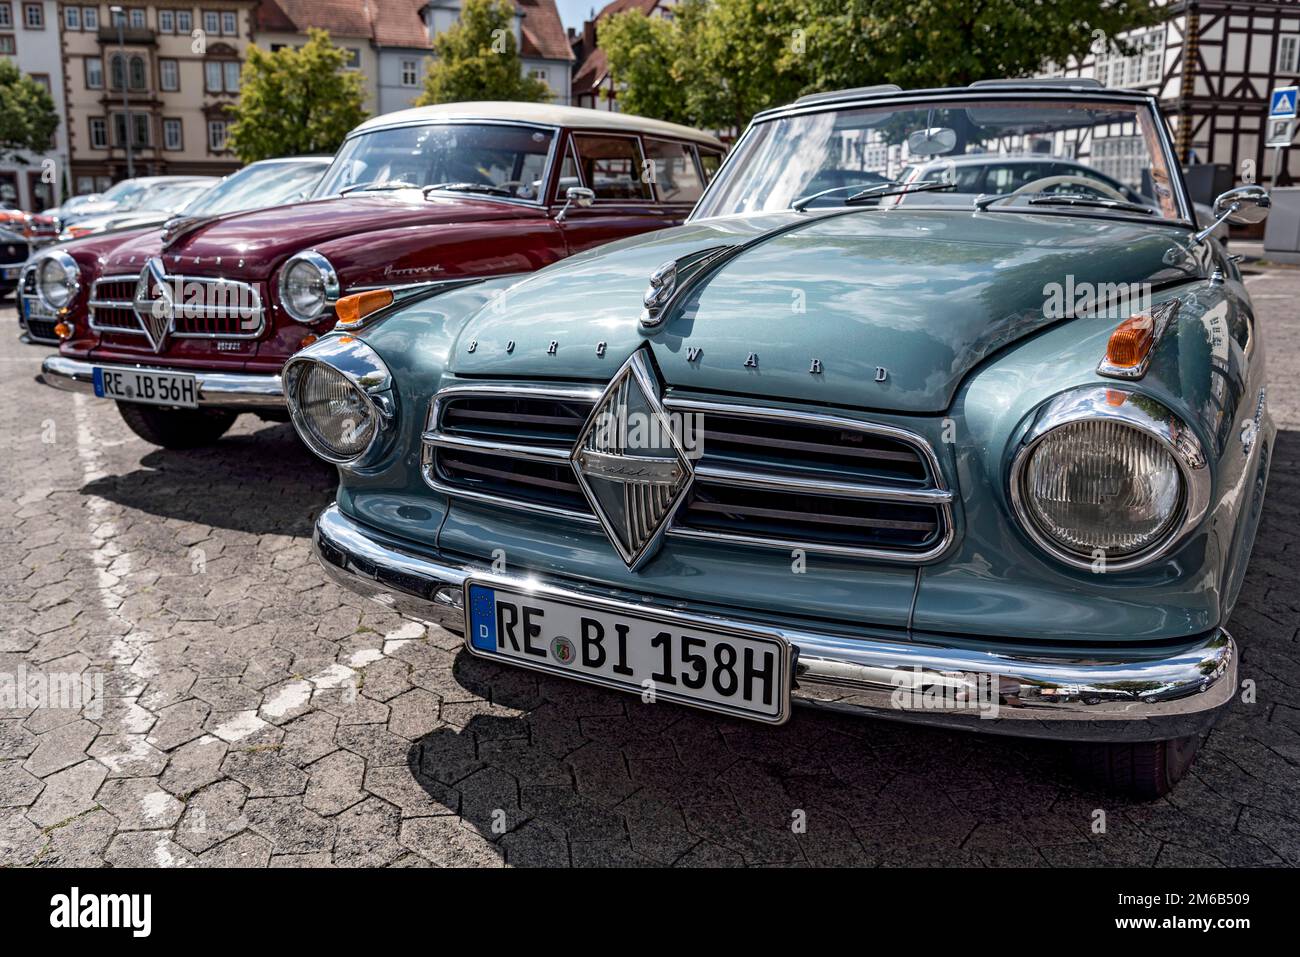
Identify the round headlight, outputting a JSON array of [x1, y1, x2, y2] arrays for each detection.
[[37, 252, 80, 309], [1018, 418, 1183, 559], [278, 251, 339, 323], [294, 361, 376, 459]]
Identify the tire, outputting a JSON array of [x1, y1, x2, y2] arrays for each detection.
[[1070, 735, 1202, 799], [117, 402, 237, 449]]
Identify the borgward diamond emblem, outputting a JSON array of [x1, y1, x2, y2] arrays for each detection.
[[571, 348, 694, 570], [132, 257, 173, 353]]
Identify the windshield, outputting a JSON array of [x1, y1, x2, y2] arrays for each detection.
[[99, 180, 152, 209], [693, 97, 1185, 222], [313, 123, 556, 201], [183, 161, 327, 217]]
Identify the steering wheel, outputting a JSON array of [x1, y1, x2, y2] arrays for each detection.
[[1009, 174, 1129, 202]]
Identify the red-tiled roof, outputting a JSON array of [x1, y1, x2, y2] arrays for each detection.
[[372, 0, 430, 48], [254, 0, 373, 39], [518, 0, 574, 61]]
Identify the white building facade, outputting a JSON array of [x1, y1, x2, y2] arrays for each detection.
[[0, 0, 71, 210]]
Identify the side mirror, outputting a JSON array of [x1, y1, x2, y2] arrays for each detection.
[[1213, 184, 1270, 225], [1195, 184, 1269, 244], [906, 127, 957, 157], [555, 186, 595, 223]]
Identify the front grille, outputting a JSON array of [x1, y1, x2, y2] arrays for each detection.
[[423, 385, 953, 561], [89, 272, 265, 338]]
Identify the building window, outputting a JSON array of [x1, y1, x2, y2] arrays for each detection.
[[29, 72, 49, 93], [221, 10, 236, 35], [176, 10, 191, 32], [0, 35, 17, 54], [0, 3, 11, 29], [113, 113, 152, 148], [22, 2, 41, 28], [203, 11, 218, 34], [160, 58, 179, 91], [344, 48, 360, 69], [129, 8, 145, 29], [401, 59, 419, 87], [130, 55, 147, 90], [82, 6, 97, 29], [224, 61, 239, 90], [89, 117, 108, 149], [64, 5, 79, 30], [208, 119, 229, 152], [86, 57, 104, 89], [205, 60, 221, 91], [1279, 36, 1299, 75], [159, 9, 173, 32], [163, 117, 183, 151]]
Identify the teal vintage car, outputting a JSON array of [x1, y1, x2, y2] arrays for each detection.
[[285, 82, 1271, 797]]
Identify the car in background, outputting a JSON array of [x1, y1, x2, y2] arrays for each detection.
[[0, 206, 58, 249], [897, 153, 1229, 241], [17, 158, 330, 344], [1, 226, 30, 299], [33, 102, 725, 447], [290, 82, 1264, 798], [45, 192, 104, 224], [55, 176, 216, 233], [59, 177, 218, 241]]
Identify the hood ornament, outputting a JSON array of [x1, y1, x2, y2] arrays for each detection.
[[132, 257, 173, 353], [639, 245, 734, 331]]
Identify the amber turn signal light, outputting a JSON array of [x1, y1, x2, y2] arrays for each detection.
[[53, 321, 73, 340], [1105, 313, 1155, 369], [335, 289, 394, 325], [299, 333, 318, 350]]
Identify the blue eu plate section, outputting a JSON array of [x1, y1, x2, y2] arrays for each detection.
[[468, 584, 497, 651], [92, 367, 106, 399]]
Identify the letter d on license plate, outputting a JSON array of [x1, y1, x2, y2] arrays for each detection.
[[465, 582, 791, 723]]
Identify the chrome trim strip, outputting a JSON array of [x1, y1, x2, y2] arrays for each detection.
[[1096, 299, 1180, 380], [314, 503, 1236, 742], [39, 355, 283, 409], [1008, 385, 1211, 572], [423, 383, 956, 562]]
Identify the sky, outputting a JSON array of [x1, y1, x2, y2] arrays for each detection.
[[555, 0, 602, 33]]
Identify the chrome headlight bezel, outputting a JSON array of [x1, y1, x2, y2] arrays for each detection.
[[277, 250, 340, 324], [35, 250, 81, 310], [283, 335, 395, 466], [1008, 386, 1210, 572]]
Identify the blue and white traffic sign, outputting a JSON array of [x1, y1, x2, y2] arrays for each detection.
[[1270, 86, 1298, 118]]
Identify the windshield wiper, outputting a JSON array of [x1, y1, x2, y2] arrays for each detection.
[[1025, 194, 1154, 215], [339, 180, 420, 195], [423, 182, 514, 199], [844, 180, 957, 204], [791, 183, 893, 212]]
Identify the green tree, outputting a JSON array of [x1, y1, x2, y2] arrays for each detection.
[[227, 29, 368, 163], [599, 9, 688, 124], [416, 0, 550, 105], [0, 59, 59, 164]]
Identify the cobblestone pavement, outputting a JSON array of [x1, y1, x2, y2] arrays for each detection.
[[2, 268, 1299, 869]]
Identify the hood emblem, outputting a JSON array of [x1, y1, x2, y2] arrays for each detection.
[[132, 257, 173, 353], [638, 245, 735, 331], [571, 348, 694, 569]]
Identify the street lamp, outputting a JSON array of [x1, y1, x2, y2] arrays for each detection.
[[110, 5, 134, 179]]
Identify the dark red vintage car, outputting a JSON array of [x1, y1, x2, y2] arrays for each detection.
[[33, 102, 724, 447]]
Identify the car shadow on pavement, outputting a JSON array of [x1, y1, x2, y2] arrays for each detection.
[[81, 420, 337, 536]]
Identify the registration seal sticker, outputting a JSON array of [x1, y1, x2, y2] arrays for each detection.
[[550, 636, 576, 665]]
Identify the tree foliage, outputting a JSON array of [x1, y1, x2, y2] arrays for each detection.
[[0, 59, 60, 163], [416, 0, 551, 105], [227, 29, 368, 163], [603, 0, 1166, 135]]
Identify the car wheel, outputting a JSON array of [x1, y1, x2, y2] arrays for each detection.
[[117, 402, 237, 449], [1070, 735, 1202, 799]]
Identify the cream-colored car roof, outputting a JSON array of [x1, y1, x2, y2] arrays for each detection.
[[351, 101, 723, 148]]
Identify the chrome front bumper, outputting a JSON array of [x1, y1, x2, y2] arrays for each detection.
[[314, 504, 1237, 743], [39, 355, 283, 410]]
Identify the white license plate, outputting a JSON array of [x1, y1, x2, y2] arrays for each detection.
[[465, 582, 791, 723], [93, 367, 198, 408]]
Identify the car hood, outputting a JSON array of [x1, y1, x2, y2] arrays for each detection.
[[103, 193, 544, 274], [447, 208, 1202, 413]]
